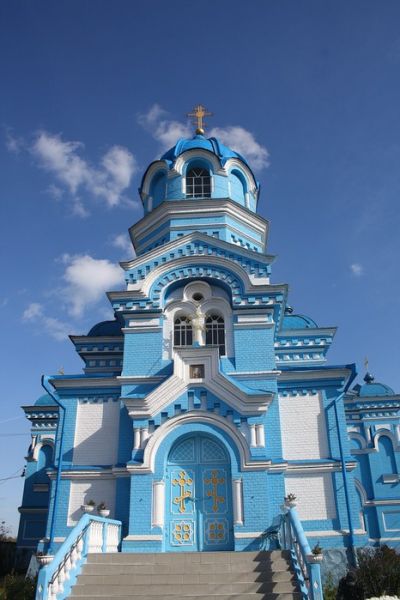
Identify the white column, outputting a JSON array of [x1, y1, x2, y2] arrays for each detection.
[[232, 479, 244, 525], [255, 424, 265, 448], [133, 428, 141, 450], [249, 424, 257, 447], [152, 481, 165, 528], [140, 428, 149, 448]]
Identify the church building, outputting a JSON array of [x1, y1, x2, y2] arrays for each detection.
[[17, 108, 400, 577]]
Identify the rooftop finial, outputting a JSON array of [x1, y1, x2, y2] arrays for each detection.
[[364, 356, 374, 383], [187, 104, 212, 135]]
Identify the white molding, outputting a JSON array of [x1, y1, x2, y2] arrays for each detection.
[[123, 346, 273, 418], [152, 480, 165, 528], [51, 377, 120, 389], [117, 376, 164, 384], [123, 534, 163, 541], [305, 529, 366, 537], [278, 368, 353, 383], [232, 478, 244, 525], [286, 461, 357, 472], [126, 411, 272, 474], [234, 531, 263, 539]]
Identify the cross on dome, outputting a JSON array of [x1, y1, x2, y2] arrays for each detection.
[[187, 104, 213, 135]]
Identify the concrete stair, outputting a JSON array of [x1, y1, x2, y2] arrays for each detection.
[[69, 550, 301, 599]]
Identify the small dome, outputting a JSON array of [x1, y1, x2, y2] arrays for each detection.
[[161, 134, 249, 166], [358, 381, 395, 397], [87, 319, 122, 337], [281, 314, 318, 330], [35, 393, 57, 406]]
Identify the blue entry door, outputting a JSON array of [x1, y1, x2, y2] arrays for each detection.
[[165, 434, 234, 551]]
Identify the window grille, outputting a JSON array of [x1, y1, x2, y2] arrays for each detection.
[[186, 167, 211, 198], [205, 314, 225, 356], [174, 316, 193, 347]]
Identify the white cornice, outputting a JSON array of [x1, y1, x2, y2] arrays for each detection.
[[121, 230, 273, 272], [276, 327, 337, 337], [278, 367, 353, 383], [285, 460, 357, 472], [51, 377, 120, 390], [122, 346, 273, 418], [127, 200, 269, 254]]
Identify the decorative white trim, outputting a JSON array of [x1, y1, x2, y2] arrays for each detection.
[[52, 377, 119, 389], [32, 439, 55, 461], [305, 529, 366, 537], [123, 534, 163, 541], [232, 479, 244, 525], [123, 346, 273, 418], [152, 480, 165, 528], [234, 531, 263, 539], [286, 461, 357, 472], [126, 411, 272, 474]]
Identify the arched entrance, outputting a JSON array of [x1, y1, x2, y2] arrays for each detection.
[[165, 433, 234, 551]]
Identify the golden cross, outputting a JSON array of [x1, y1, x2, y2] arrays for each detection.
[[364, 356, 369, 371], [187, 104, 213, 134], [204, 469, 225, 513], [172, 470, 193, 513]]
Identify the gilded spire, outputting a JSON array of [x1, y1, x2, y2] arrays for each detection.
[[187, 104, 213, 135]]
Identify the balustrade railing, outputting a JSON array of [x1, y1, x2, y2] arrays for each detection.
[[36, 514, 121, 600], [281, 506, 324, 600]]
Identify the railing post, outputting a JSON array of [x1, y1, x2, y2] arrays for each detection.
[[308, 562, 323, 600], [102, 522, 108, 553]]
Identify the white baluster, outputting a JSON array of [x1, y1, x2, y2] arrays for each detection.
[[140, 427, 149, 448], [88, 521, 103, 553], [249, 424, 257, 447], [232, 479, 244, 525], [106, 523, 120, 552], [255, 424, 265, 447], [133, 428, 141, 449], [152, 481, 165, 528]]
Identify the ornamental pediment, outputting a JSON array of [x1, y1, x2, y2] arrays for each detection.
[[121, 346, 274, 419]]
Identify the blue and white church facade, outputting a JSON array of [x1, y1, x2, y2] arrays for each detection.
[[17, 126, 400, 566]]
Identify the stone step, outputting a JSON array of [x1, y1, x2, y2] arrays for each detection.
[[87, 551, 290, 564], [82, 559, 292, 575], [77, 570, 296, 585], [70, 594, 302, 600], [70, 581, 299, 596]]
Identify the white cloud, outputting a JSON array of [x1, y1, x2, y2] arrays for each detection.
[[22, 302, 70, 341], [61, 254, 124, 317], [5, 129, 25, 154], [350, 263, 364, 276], [138, 104, 192, 151], [23, 302, 43, 320], [28, 131, 138, 214], [138, 104, 270, 170], [209, 126, 270, 171], [111, 233, 135, 257]]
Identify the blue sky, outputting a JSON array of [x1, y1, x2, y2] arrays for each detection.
[[1, 1, 400, 533]]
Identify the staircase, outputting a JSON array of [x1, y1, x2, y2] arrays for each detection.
[[69, 550, 301, 600]]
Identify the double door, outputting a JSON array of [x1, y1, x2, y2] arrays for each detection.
[[165, 434, 233, 551]]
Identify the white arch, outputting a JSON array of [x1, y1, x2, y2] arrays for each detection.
[[348, 432, 368, 451], [140, 161, 169, 198], [172, 149, 226, 178], [224, 158, 257, 194], [373, 430, 399, 452], [33, 439, 55, 462], [130, 411, 271, 474]]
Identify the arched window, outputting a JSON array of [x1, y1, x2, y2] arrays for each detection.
[[206, 314, 225, 356], [174, 316, 193, 347], [186, 167, 211, 198]]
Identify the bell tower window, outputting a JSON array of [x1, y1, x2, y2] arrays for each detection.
[[205, 314, 225, 356], [174, 316, 193, 347], [186, 167, 211, 198]]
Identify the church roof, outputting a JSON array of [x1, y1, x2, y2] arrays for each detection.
[[281, 314, 318, 330], [354, 373, 395, 397], [34, 393, 57, 406], [87, 319, 122, 337], [161, 134, 250, 167]]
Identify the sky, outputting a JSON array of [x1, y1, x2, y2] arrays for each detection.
[[1, 0, 400, 534]]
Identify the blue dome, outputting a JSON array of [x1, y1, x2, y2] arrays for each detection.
[[161, 134, 249, 166], [35, 393, 57, 406], [87, 320, 122, 337], [281, 314, 318, 330], [358, 381, 395, 397]]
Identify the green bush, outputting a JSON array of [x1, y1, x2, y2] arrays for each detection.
[[1, 573, 36, 600], [356, 545, 400, 598], [323, 572, 338, 600]]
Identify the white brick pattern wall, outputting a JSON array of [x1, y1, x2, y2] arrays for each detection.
[[279, 393, 329, 459], [285, 473, 337, 520], [67, 479, 116, 526], [73, 401, 120, 466]]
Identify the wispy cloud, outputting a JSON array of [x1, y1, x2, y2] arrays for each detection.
[[60, 253, 124, 318], [6, 129, 139, 216], [138, 104, 270, 170], [350, 263, 364, 277], [22, 302, 71, 341], [22, 253, 125, 340], [111, 233, 135, 258]]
